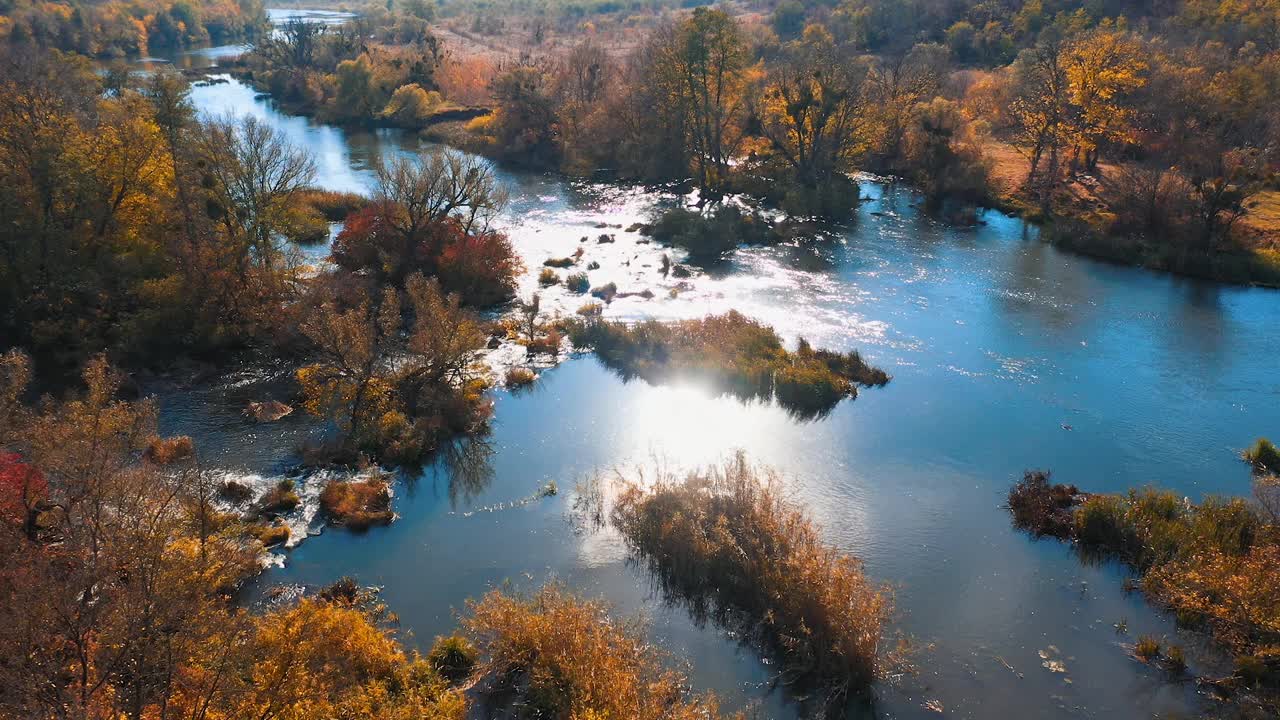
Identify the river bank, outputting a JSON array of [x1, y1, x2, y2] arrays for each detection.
[[122, 36, 1280, 718]]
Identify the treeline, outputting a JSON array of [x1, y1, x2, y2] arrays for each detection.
[[0, 352, 747, 720], [239, 11, 456, 125], [0, 46, 523, 465], [0, 0, 267, 57], [446, 0, 1278, 279], [0, 50, 323, 378]]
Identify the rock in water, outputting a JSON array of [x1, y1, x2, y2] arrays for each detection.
[[246, 400, 293, 422]]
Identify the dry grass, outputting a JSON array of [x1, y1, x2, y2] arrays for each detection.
[[612, 454, 891, 704], [1007, 473, 1280, 687], [503, 367, 536, 388], [296, 188, 368, 221], [1242, 190, 1280, 236], [248, 522, 290, 547], [144, 435, 193, 465], [565, 311, 888, 418], [260, 479, 301, 515], [463, 585, 741, 719], [319, 476, 393, 530]]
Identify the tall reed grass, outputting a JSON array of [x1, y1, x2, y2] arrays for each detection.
[[612, 454, 891, 705]]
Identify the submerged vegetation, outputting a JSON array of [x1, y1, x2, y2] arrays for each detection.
[[1007, 471, 1280, 693], [566, 311, 888, 417], [612, 455, 892, 706]]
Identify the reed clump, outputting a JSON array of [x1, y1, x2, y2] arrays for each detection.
[[504, 367, 536, 388], [565, 311, 888, 417], [612, 454, 891, 701], [463, 585, 740, 719], [144, 435, 194, 465], [319, 476, 394, 530], [260, 478, 301, 514], [1007, 473, 1280, 685], [1244, 437, 1280, 474], [1007, 470, 1082, 538]]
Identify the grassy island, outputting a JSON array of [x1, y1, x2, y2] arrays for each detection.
[[613, 455, 892, 704], [566, 311, 888, 417]]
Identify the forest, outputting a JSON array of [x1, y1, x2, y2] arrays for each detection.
[[225, 0, 1280, 282]]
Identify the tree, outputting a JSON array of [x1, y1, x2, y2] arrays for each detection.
[[197, 114, 316, 280], [1061, 26, 1148, 172], [297, 273, 488, 463], [662, 8, 748, 193], [756, 24, 869, 215]]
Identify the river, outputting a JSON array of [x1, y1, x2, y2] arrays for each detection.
[[149, 21, 1280, 719]]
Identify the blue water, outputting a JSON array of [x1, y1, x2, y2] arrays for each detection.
[[154, 54, 1280, 719]]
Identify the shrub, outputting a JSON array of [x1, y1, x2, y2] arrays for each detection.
[[260, 479, 301, 514], [381, 83, 442, 126], [436, 227, 522, 307], [543, 256, 575, 268], [589, 282, 618, 302], [219, 479, 253, 504], [249, 522, 291, 547], [1245, 438, 1280, 474], [647, 205, 782, 259], [537, 268, 560, 286], [319, 476, 394, 530], [1007, 470, 1080, 538], [612, 455, 891, 702], [463, 586, 737, 719], [1135, 635, 1161, 660], [565, 272, 590, 293], [144, 435, 194, 465], [427, 634, 477, 683], [504, 367, 536, 388]]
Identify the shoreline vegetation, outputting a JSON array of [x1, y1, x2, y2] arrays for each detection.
[[201, 0, 1279, 287], [0, 351, 849, 718], [565, 311, 889, 418], [1007, 467, 1280, 709], [612, 455, 893, 709]]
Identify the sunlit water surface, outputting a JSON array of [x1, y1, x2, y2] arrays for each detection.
[[147, 40, 1280, 719]]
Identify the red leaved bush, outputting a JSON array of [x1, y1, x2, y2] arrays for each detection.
[[330, 207, 519, 307], [0, 453, 46, 526], [436, 225, 521, 307]]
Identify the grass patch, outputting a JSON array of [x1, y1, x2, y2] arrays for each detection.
[[565, 272, 590, 293], [1006, 472, 1280, 687], [537, 268, 560, 286], [427, 634, 477, 684], [504, 367, 536, 388], [144, 435, 193, 465], [612, 455, 891, 703], [543, 256, 576, 268], [319, 476, 394, 530], [463, 585, 740, 719], [1245, 438, 1280, 474], [260, 479, 301, 515], [564, 311, 888, 418], [1135, 635, 1162, 660]]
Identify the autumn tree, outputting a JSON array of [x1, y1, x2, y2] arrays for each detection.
[[662, 7, 749, 194], [297, 273, 489, 464], [196, 114, 316, 280], [756, 24, 870, 215]]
